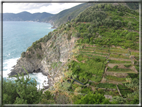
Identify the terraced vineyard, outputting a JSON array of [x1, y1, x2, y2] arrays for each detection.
[[46, 3, 139, 104], [50, 41, 139, 103]]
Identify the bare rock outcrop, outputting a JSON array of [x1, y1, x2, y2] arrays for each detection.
[[9, 30, 77, 79]]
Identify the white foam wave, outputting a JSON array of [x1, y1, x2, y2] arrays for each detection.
[[28, 73, 48, 89], [3, 57, 20, 78], [3, 58, 48, 90]]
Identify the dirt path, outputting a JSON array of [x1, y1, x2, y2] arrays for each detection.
[[100, 77, 107, 83], [116, 85, 122, 97], [72, 58, 80, 63], [100, 67, 107, 83], [130, 66, 138, 73], [90, 86, 96, 91]]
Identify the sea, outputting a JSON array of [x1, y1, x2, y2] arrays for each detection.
[[2, 21, 55, 89]]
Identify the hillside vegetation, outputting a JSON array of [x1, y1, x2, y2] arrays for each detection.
[[48, 2, 139, 27], [45, 3, 139, 104], [49, 3, 95, 27], [4, 3, 139, 104]]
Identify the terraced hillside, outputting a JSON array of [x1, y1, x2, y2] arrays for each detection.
[[45, 3, 139, 104]]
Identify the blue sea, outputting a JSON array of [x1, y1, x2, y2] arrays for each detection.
[[3, 21, 54, 89]]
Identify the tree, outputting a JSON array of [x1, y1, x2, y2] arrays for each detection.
[[14, 72, 42, 104], [21, 52, 26, 58], [3, 69, 42, 104]]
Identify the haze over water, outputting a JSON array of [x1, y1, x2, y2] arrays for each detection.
[[3, 21, 54, 89]]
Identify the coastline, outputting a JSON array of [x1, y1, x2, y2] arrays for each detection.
[[3, 21, 55, 90]]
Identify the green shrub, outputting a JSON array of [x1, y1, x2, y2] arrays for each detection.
[[21, 52, 26, 58], [27, 54, 32, 58], [37, 54, 42, 59], [74, 92, 110, 104], [127, 73, 139, 79], [113, 65, 118, 69], [81, 87, 92, 93], [124, 64, 131, 68]]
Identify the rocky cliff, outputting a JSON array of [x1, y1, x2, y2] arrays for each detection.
[[9, 27, 77, 84]]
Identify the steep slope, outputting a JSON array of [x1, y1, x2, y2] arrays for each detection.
[[3, 11, 54, 21], [8, 3, 139, 104], [9, 27, 78, 77]]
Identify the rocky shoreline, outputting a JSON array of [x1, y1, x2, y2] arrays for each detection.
[[8, 30, 77, 90]]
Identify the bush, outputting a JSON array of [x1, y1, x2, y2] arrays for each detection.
[[124, 64, 131, 68], [127, 73, 139, 78], [81, 87, 92, 93], [113, 65, 118, 69], [21, 52, 26, 58], [27, 54, 32, 58], [74, 92, 110, 104]]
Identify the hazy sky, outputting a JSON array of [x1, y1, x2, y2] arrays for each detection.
[[3, 3, 83, 14]]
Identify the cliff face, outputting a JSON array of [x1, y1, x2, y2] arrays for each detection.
[[9, 29, 77, 79]]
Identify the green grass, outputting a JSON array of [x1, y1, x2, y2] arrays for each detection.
[[85, 47, 95, 49], [79, 51, 108, 57], [108, 60, 131, 64], [79, 51, 94, 54], [96, 83, 117, 89], [95, 49, 110, 53], [109, 54, 129, 59], [110, 49, 128, 54], [106, 75, 126, 82], [131, 51, 139, 56], [79, 48, 94, 51]]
